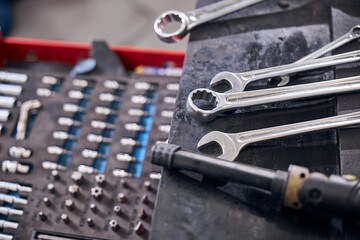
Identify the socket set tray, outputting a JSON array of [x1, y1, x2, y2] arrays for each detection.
[[0, 41, 181, 240]]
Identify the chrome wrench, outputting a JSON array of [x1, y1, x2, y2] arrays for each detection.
[[197, 111, 360, 161], [209, 50, 360, 94], [154, 0, 265, 43], [187, 75, 360, 122], [188, 51, 360, 121], [278, 25, 360, 86]]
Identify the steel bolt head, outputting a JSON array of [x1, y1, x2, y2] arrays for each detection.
[[47, 183, 55, 193], [71, 171, 83, 184], [61, 213, 70, 224], [95, 174, 106, 186], [68, 185, 79, 197], [113, 205, 122, 215], [90, 203, 97, 213], [51, 170, 59, 180], [109, 219, 119, 231], [43, 197, 51, 206], [117, 192, 126, 203], [87, 218, 94, 227], [65, 199, 75, 210], [91, 186, 103, 200]]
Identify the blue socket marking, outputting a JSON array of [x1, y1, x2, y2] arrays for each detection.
[[92, 89, 123, 173], [57, 85, 92, 168], [129, 90, 158, 177]]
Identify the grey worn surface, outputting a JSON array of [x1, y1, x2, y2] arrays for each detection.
[[151, 0, 360, 239]]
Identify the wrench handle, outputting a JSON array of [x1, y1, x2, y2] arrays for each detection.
[[188, 0, 264, 29], [224, 75, 360, 109], [237, 111, 360, 147], [296, 25, 360, 63], [239, 50, 360, 86]]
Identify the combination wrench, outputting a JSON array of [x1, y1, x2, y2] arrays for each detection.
[[154, 0, 265, 43], [187, 27, 360, 121], [187, 75, 360, 122], [211, 25, 360, 91], [197, 111, 360, 161]]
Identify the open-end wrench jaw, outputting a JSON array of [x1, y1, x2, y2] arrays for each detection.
[[197, 131, 240, 161], [210, 71, 245, 93]]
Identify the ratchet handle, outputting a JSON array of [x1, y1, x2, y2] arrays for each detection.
[[297, 174, 360, 220]]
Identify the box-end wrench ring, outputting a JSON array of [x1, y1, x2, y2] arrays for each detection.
[[209, 50, 360, 93], [154, 0, 265, 43], [197, 111, 360, 161], [187, 75, 360, 122]]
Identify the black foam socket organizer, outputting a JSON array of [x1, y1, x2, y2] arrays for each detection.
[[0, 41, 180, 240]]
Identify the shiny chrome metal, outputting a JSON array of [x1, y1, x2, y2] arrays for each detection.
[[128, 108, 148, 117], [58, 117, 81, 127], [53, 131, 77, 140], [0, 193, 28, 205], [68, 90, 88, 100], [0, 71, 27, 83], [104, 80, 125, 90], [0, 181, 32, 192], [16, 99, 41, 140], [42, 161, 66, 170], [0, 109, 10, 122], [125, 123, 145, 132], [47, 146, 70, 155], [113, 169, 133, 178], [63, 103, 85, 113], [209, 50, 360, 93], [0, 220, 18, 230], [0, 206, 23, 216], [116, 153, 138, 162], [42, 76, 59, 85], [0, 96, 15, 108], [82, 149, 104, 159], [87, 134, 112, 143], [154, 0, 264, 43], [0, 84, 22, 96], [9, 146, 31, 159], [2, 160, 30, 174], [72, 79, 89, 88], [278, 25, 360, 86], [78, 165, 99, 174], [91, 120, 116, 129], [188, 75, 360, 122], [198, 111, 360, 161], [99, 93, 120, 102], [36, 88, 52, 97], [0, 233, 13, 240]]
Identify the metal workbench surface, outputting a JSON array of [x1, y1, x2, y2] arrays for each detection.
[[151, 0, 360, 239]]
